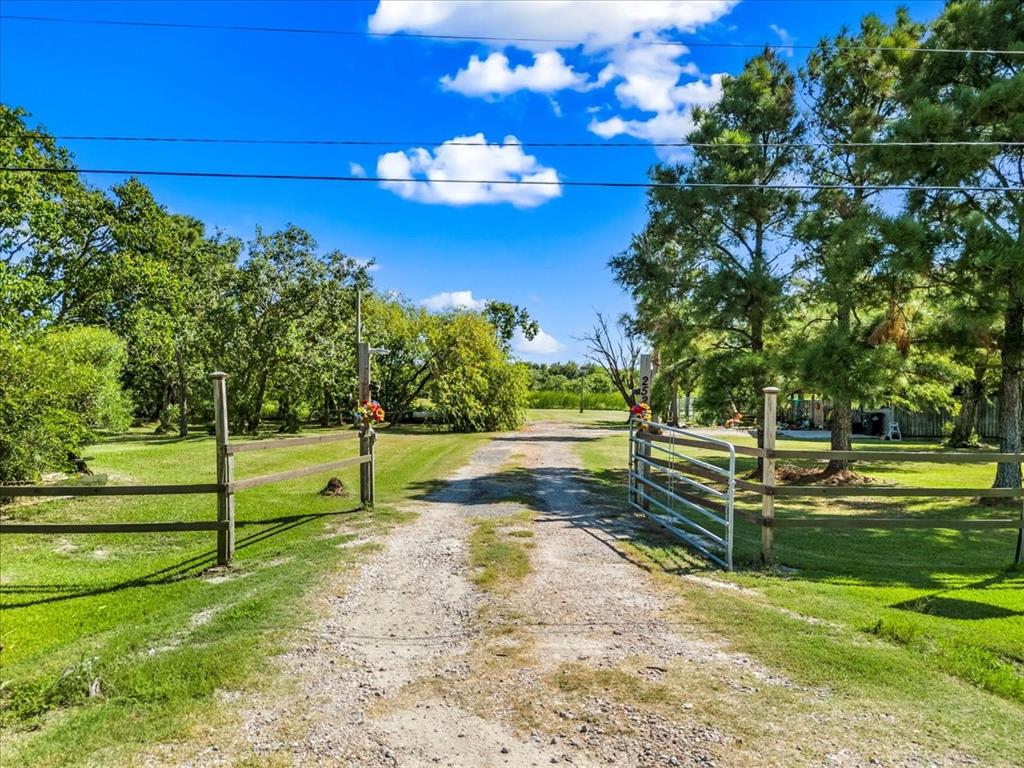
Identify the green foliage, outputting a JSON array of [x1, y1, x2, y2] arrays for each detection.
[[428, 313, 529, 432], [363, 293, 434, 422], [213, 226, 365, 433], [0, 326, 131, 482], [483, 300, 539, 348], [887, 0, 1024, 485], [614, 50, 805, 428], [792, 10, 928, 448], [364, 295, 534, 431], [524, 362, 617, 395]]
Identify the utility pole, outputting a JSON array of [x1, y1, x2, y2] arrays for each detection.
[[355, 287, 362, 345]]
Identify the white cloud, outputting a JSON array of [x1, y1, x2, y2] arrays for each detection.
[[606, 45, 691, 113], [349, 162, 367, 177], [770, 24, 796, 57], [588, 72, 724, 158], [441, 51, 595, 97], [513, 327, 565, 356], [376, 133, 561, 208], [368, 2, 736, 152], [421, 290, 487, 311], [354, 257, 380, 273], [369, 1, 737, 51]]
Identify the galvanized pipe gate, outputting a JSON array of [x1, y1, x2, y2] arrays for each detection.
[[628, 418, 737, 569]]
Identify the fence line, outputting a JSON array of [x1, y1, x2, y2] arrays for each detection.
[[0, 371, 376, 565], [0, 483, 222, 497], [636, 388, 1024, 568], [755, 388, 1022, 565], [228, 430, 360, 454]]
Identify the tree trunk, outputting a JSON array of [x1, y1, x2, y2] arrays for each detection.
[[320, 388, 332, 427], [826, 303, 854, 474], [175, 345, 188, 438], [155, 379, 174, 434], [994, 284, 1023, 489], [825, 399, 852, 476], [249, 371, 269, 433], [948, 363, 986, 448], [751, 306, 765, 477]]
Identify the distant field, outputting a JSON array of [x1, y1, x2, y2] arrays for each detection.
[[574, 424, 1024, 709], [527, 390, 624, 410], [0, 425, 489, 767]]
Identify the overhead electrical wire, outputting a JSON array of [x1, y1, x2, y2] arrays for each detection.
[[12, 134, 1024, 150], [2, 14, 1023, 56], [3, 166, 1019, 193]]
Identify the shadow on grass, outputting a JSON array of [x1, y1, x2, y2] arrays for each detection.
[[0, 507, 362, 609], [891, 595, 1023, 620], [98, 432, 211, 446]]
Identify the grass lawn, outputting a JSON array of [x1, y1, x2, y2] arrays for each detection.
[[0, 424, 489, 767], [527, 408, 629, 426], [571, 416, 1023, 761]]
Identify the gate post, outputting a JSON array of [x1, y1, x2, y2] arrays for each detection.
[[357, 342, 374, 507], [211, 372, 235, 566], [761, 387, 779, 565]]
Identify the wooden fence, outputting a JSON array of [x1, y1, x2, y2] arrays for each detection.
[[0, 371, 375, 566], [892, 400, 1003, 439], [654, 387, 1024, 567], [756, 387, 1024, 566]]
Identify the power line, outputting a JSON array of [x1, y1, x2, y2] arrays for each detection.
[[2, 14, 1022, 56], [13, 134, 1024, 150], [4, 166, 1019, 193]]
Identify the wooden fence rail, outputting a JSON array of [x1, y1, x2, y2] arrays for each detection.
[[754, 388, 1024, 565], [0, 484, 222, 497], [0, 371, 377, 566], [640, 388, 1024, 567], [228, 430, 360, 454]]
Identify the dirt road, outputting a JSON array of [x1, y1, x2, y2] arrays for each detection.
[[159, 419, 970, 768]]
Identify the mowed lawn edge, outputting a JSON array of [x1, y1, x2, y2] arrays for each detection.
[[0, 425, 489, 767], [570, 421, 1024, 763]]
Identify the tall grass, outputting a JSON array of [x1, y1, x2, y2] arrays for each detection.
[[527, 390, 624, 410]]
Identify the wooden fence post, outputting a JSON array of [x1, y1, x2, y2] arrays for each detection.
[[211, 372, 235, 566], [357, 342, 374, 507], [761, 386, 780, 565]]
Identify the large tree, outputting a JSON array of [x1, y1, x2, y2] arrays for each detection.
[[891, 0, 1024, 487], [214, 226, 365, 433], [615, 50, 805, 449], [794, 11, 924, 474]]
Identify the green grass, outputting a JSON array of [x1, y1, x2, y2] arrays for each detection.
[[570, 419, 1023, 761], [0, 425, 488, 766], [526, 391, 624, 410], [527, 408, 629, 426], [468, 513, 533, 592]]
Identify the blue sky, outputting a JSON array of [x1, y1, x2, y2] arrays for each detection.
[[1, 0, 944, 360]]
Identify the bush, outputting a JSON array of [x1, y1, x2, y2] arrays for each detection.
[[429, 314, 529, 432], [0, 326, 131, 483]]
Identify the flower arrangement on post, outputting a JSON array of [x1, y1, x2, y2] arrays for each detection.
[[355, 400, 385, 435], [630, 402, 657, 432]]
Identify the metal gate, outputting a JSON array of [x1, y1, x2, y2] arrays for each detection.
[[628, 418, 736, 569]]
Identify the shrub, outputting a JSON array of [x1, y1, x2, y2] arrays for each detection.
[[0, 326, 131, 483], [429, 314, 529, 432]]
